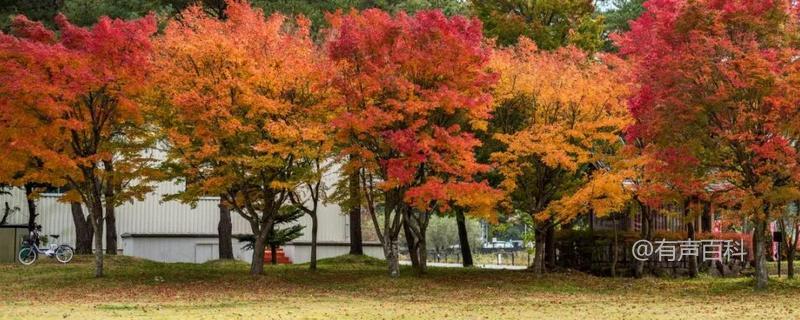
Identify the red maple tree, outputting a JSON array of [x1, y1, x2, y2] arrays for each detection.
[[326, 9, 500, 276], [0, 14, 157, 277], [616, 0, 800, 288]]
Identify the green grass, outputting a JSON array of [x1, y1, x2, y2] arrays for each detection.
[[1, 255, 800, 319]]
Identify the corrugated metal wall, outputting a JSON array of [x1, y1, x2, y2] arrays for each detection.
[[0, 178, 349, 249]]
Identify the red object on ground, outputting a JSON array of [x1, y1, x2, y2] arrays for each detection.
[[263, 248, 292, 264]]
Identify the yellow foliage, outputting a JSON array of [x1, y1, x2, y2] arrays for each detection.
[[490, 38, 631, 222], [545, 171, 631, 222]]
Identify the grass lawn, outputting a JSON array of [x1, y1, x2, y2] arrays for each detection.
[[1, 255, 799, 319]]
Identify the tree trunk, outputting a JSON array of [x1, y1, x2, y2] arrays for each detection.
[[687, 221, 698, 278], [103, 160, 117, 255], [409, 214, 428, 275], [754, 220, 769, 289], [71, 202, 93, 254], [386, 238, 400, 278], [348, 168, 363, 255], [787, 247, 795, 279], [531, 227, 545, 274], [90, 201, 104, 278], [104, 205, 116, 255], [24, 184, 37, 231], [611, 216, 618, 277], [310, 213, 318, 270], [634, 201, 651, 278], [249, 229, 268, 275], [545, 223, 556, 270], [403, 221, 420, 269], [767, 232, 776, 262], [217, 203, 234, 260], [456, 209, 473, 267], [701, 202, 712, 233], [417, 233, 427, 274]]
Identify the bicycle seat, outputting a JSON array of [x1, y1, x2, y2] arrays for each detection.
[[49, 235, 60, 239]]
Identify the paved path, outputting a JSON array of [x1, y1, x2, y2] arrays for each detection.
[[400, 261, 527, 270]]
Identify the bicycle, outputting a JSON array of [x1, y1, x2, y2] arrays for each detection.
[[18, 226, 74, 265]]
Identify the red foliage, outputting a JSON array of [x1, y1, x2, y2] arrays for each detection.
[[616, 0, 800, 214], [0, 13, 156, 188], [327, 9, 500, 218]]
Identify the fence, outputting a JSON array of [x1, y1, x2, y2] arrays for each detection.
[[405, 249, 531, 267]]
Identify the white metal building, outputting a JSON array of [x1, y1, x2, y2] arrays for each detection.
[[0, 178, 384, 264]]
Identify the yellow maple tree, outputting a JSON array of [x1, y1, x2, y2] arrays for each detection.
[[489, 38, 631, 272]]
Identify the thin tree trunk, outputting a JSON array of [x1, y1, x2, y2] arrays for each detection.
[[90, 200, 104, 278], [270, 243, 277, 265], [103, 160, 117, 255], [218, 203, 233, 260], [386, 238, 400, 278], [348, 166, 363, 255], [81, 167, 107, 278], [687, 221, 698, 278], [634, 200, 651, 278], [71, 202, 93, 254], [310, 213, 318, 270], [24, 184, 37, 231], [684, 198, 698, 278], [456, 209, 473, 267], [788, 248, 795, 279], [783, 218, 798, 279], [754, 219, 769, 289], [611, 215, 618, 277]]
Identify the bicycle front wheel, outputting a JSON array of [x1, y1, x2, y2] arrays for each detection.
[[55, 246, 74, 264], [18, 247, 37, 265]]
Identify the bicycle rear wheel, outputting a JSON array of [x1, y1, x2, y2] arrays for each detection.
[[18, 247, 37, 265], [55, 246, 74, 264]]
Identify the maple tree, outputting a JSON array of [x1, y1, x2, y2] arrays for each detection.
[[489, 38, 631, 273], [153, 0, 332, 275], [326, 8, 500, 276], [615, 0, 800, 289], [0, 13, 157, 276]]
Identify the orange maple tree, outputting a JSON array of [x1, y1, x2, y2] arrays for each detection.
[[153, 1, 333, 275]]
